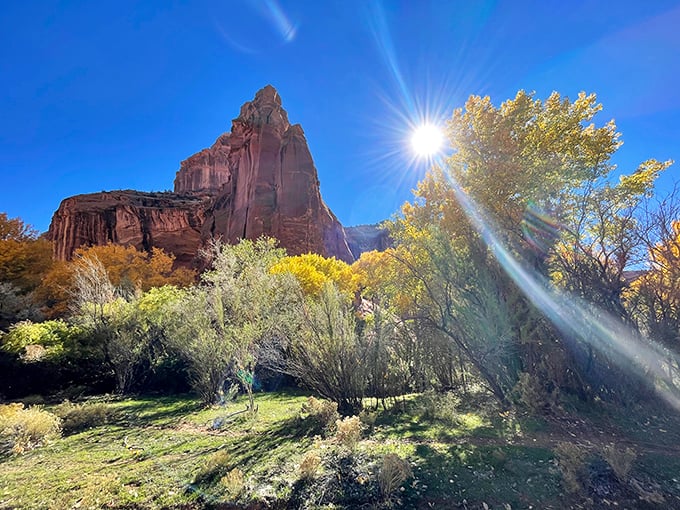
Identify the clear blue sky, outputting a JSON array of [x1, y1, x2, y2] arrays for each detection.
[[2, 0, 679, 233]]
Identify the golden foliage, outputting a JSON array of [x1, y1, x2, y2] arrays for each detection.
[[270, 253, 358, 296]]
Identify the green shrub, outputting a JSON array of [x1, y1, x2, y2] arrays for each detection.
[[53, 400, 114, 434], [335, 415, 362, 450], [418, 390, 460, 425], [359, 409, 377, 434], [0, 403, 61, 454]]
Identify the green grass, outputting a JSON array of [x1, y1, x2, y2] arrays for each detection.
[[2, 390, 680, 509]]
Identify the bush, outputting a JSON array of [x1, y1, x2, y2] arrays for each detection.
[[602, 444, 636, 480], [301, 397, 339, 436], [53, 400, 114, 434], [335, 416, 362, 451], [418, 390, 459, 425], [0, 403, 61, 454], [220, 468, 245, 499], [513, 372, 558, 414], [378, 453, 412, 499], [298, 451, 322, 480], [359, 409, 377, 434], [554, 442, 587, 493]]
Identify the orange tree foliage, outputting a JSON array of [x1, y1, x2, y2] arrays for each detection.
[[270, 253, 358, 297], [35, 244, 195, 318], [0, 213, 53, 293], [628, 221, 680, 348], [73, 244, 195, 291]]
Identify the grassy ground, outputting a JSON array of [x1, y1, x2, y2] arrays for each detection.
[[1, 390, 680, 509]]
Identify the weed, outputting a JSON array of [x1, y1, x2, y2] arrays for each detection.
[[220, 468, 246, 499], [301, 396, 339, 435], [601, 444, 636, 480], [53, 400, 114, 434], [335, 416, 362, 451], [298, 450, 322, 480], [0, 403, 61, 454], [194, 449, 232, 484], [378, 453, 412, 500], [554, 441, 587, 493]]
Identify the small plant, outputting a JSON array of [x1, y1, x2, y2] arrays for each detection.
[[554, 441, 587, 493], [602, 444, 636, 480], [513, 372, 558, 414], [298, 450, 322, 480], [335, 415, 362, 450], [301, 396, 339, 435], [0, 403, 61, 454], [194, 449, 232, 484], [378, 453, 413, 500], [54, 400, 114, 434], [220, 468, 245, 499]]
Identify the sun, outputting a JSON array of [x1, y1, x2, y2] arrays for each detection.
[[410, 123, 444, 157]]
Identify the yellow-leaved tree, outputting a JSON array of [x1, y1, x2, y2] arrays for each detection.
[[270, 253, 359, 297]]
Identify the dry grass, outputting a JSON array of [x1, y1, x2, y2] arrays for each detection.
[[0, 403, 62, 454], [378, 453, 412, 499]]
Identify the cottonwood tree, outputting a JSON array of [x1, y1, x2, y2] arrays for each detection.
[[388, 90, 671, 406]]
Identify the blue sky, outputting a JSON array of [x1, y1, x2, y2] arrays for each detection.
[[1, 0, 679, 232]]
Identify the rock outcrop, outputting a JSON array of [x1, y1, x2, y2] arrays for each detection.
[[48, 191, 210, 266], [49, 86, 356, 265], [344, 224, 393, 260]]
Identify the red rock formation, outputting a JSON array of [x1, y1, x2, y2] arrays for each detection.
[[48, 191, 209, 266], [198, 86, 353, 261], [49, 86, 355, 264]]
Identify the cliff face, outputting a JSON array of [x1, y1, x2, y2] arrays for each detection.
[[48, 191, 210, 266], [49, 85, 355, 265], [344, 224, 393, 260]]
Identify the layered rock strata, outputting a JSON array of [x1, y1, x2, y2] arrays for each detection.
[[49, 85, 355, 265]]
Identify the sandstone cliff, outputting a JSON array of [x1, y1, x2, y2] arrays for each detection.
[[48, 191, 210, 266], [49, 86, 356, 264]]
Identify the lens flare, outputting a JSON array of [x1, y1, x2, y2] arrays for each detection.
[[430, 153, 680, 411]]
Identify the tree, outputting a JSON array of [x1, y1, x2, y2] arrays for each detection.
[[270, 253, 359, 297], [0, 214, 54, 326], [73, 244, 195, 293], [286, 282, 368, 415], [389, 90, 671, 405]]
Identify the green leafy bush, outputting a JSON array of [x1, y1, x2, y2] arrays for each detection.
[[0, 403, 61, 454]]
